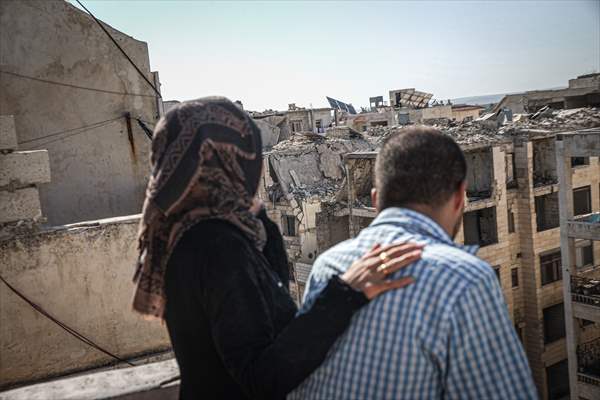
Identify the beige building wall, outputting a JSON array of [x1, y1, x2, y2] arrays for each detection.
[[451, 107, 482, 122], [0, 216, 170, 388], [0, 0, 161, 225]]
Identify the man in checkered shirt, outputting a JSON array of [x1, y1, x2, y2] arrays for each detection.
[[289, 127, 537, 399]]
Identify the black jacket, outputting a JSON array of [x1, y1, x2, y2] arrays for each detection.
[[164, 214, 367, 400]]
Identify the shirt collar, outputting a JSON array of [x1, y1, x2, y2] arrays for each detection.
[[370, 207, 479, 255]]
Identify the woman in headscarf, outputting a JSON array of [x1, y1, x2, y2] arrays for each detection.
[[132, 97, 421, 400]]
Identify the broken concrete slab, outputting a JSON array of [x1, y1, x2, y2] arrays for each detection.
[[0, 150, 51, 189], [0, 187, 42, 224], [253, 118, 280, 150], [0, 115, 18, 151]]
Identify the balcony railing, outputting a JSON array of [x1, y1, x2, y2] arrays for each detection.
[[571, 276, 600, 307], [578, 373, 600, 387]]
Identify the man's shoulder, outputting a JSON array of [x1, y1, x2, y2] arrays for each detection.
[[422, 242, 494, 284], [311, 237, 368, 275]]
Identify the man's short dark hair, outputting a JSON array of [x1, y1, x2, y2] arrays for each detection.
[[375, 126, 466, 210]]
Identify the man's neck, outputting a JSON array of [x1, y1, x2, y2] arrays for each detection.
[[398, 203, 453, 238]]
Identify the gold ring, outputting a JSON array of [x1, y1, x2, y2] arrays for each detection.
[[379, 251, 389, 262], [376, 262, 389, 274]]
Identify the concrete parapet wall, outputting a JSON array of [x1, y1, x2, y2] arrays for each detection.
[[0, 150, 51, 189], [0, 187, 42, 224], [0, 115, 17, 151], [0, 215, 170, 388]]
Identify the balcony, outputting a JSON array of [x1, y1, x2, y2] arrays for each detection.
[[577, 338, 600, 399], [571, 276, 600, 322], [567, 212, 600, 241]]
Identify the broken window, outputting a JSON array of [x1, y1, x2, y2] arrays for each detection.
[[465, 148, 493, 200], [540, 249, 562, 285], [370, 121, 388, 127], [290, 120, 302, 133], [546, 359, 570, 400], [315, 119, 324, 133], [576, 241, 594, 268], [511, 268, 519, 288], [543, 303, 565, 344], [573, 185, 591, 216], [506, 152, 517, 188], [532, 139, 558, 187], [515, 324, 524, 342], [463, 207, 498, 247], [508, 208, 515, 233], [282, 215, 297, 236], [493, 266, 501, 286], [535, 192, 559, 231], [571, 157, 589, 167]]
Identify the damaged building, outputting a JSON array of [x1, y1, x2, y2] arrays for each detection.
[[260, 106, 600, 400], [257, 128, 374, 297], [494, 73, 600, 114]]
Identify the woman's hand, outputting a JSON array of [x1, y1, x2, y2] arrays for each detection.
[[341, 242, 423, 300]]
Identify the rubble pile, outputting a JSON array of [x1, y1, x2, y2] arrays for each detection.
[[366, 107, 600, 147], [266, 132, 374, 202], [503, 107, 600, 133]]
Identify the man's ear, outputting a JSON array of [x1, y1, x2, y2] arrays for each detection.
[[371, 188, 379, 212], [455, 181, 467, 211]]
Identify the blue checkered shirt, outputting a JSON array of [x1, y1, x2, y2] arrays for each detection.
[[289, 208, 537, 400]]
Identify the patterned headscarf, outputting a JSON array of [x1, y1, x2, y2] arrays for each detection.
[[132, 97, 266, 319]]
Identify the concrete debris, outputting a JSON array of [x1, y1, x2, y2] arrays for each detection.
[[366, 107, 600, 147], [265, 132, 374, 202], [265, 107, 600, 205]]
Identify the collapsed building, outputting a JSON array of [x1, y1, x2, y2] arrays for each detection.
[[259, 107, 600, 400], [494, 73, 600, 114]]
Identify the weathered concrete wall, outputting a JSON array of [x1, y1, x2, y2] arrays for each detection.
[[286, 109, 332, 134], [0, 0, 160, 225], [568, 74, 600, 90], [345, 110, 395, 132], [0, 115, 51, 226], [0, 215, 170, 388], [253, 119, 280, 150], [451, 107, 482, 122]]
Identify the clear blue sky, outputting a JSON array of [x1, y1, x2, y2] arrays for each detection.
[[70, 0, 600, 111]]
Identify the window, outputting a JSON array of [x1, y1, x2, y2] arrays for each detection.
[[515, 324, 524, 342], [506, 152, 517, 188], [582, 319, 594, 327], [571, 157, 589, 167], [508, 208, 515, 233], [535, 192, 559, 231], [576, 241, 594, 268], [315, 119, 323, 133], [370, 121, 388, 127], [290, 120, 302, 133], [540, 249, 562, 285], [464, 116, 473, 122], [511, 268, 519, 288], [493, 266, 501, 286], [282, 215, 296, 236], [543, 303, 565, 344], [546, 360, 569, 400], [463, 207, 498, 247], [573, 186, 591, 216]]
